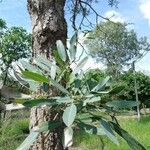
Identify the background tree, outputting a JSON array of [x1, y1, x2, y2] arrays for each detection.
[[0, 18, 6, 36], [118, 71, 150, 107], [0, 25, 31, 85], [84, 21, 150, 77]]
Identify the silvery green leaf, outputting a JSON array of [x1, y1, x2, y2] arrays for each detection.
[[63, 104, 77, 127], [16, 132, 39, 150], [56, 40, 66, 62]]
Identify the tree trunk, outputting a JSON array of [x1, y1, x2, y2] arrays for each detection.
[[27, 0, 67, 149], [27, 0, 67, 58]]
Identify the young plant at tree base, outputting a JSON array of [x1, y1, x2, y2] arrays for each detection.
[[10, 33, 145, 150]]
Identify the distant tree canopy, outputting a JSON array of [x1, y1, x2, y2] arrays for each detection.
[[118, 71, 150, 107], [0, 19, 31, 84], [84, 21, 150, 76], [1, 27, 31, 66], [0, 18, 6, 36]]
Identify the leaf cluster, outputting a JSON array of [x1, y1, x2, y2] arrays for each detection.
[[6, 33, 145, 150]]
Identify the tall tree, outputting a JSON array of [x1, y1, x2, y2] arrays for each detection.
[[27, 1, 67, 149], [84, 21, 150, 77]]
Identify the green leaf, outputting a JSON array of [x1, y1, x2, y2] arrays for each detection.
[[50, 61, 56, 79], [49, 77, 69, 94], [77, 122, 105, 135], [55, 97, 73, 103], [33, 59, 51, 73], [110, 121, 146, 150], [70, 32, 77, 46], [106, 100, 139, 109], [76, 113, 93, 123], [22, 97, 73, 107], [83, 96, 101, 106], [100, 119, 119, 145], [63, 104, 77, 127], [69, 45, 77, 61], [26, 80, 40, 92], [22, 99, 55, 107], [20, 60, 40, 73], [56, 40, 66, 62], [35, 55, 60, 73], [73, 57, 88, 74], [69, 32, 77, 61], [64, 127, 73, 148], [16, 131, 39, 150], [92, 76, 110, 92], [35, 120, 61, 132], [22, 71, 49, 83]]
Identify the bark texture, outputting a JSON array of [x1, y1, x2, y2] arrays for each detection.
[[27, 0, 67, 149], [29, 106, 63, 150], [27, 0, 67, 58]]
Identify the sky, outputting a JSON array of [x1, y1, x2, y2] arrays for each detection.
[[0, 0, 150, 74]]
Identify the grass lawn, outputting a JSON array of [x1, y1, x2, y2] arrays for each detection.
[[73, 117, 150, 150], [0, 110, 150, 150]]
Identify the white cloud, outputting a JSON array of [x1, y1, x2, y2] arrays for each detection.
[[104, 10, 125, 23], [139, 0, 150, 26]]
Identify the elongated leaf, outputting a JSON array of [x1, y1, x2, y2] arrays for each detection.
[[63, 104, 77, 127], [35, 120, 61, 132], [106, 100, 139, 109], [73, 57, 88, 74], [21, 97, 73, 107], [22, 99, 56, 107], [22, 71, 49, 83], [69, 32, 77, 61], [49, 77, 69, 94], [56, 40, 66, 62], [35, 55, 60, 73], [56, 97, 73, 103], [100, 119, 119, 145], [26, 80, 40, 92], [50, 61, 56, 79], [92, 76, 110, 92], [83, 96, 101, 106], [16, 131, 39, 150], [77, 122, 105, 135], [64, 127, 73, 148], [76, 113, 93, 123], [14, 71, 39, 91], [13, 71, 28, 86], [69, 45, 77, 61], [20, 60, 40, 73], [110, 121, 146, 150], [70, 32, 77, 46], [33, 60, 50, 73]]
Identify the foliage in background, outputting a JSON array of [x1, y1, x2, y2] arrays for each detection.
[[0, 18, 6, 36], [0, 19, 31, 85], [84, 21, 150, 77], [118, 71, 150, 107]]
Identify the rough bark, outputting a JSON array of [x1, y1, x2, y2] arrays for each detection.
[[29, 106, 63, 150], [27, 0, 67, 149], [27, 0, 67, 58]]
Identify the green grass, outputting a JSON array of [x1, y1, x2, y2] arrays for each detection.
[[0, 110, 30, 150], [0, 110, 150, 150], [73, 117, 150, 150]]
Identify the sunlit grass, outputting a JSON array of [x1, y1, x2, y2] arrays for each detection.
[[73, 116, 150, 150], [0, 110, 150, 150]]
